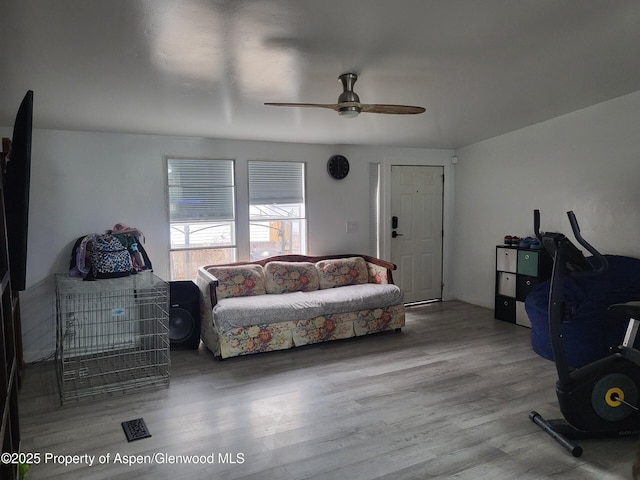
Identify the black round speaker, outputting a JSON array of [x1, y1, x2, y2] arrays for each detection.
[[169, 307, 195, 343], [169, 281, 201, 350]]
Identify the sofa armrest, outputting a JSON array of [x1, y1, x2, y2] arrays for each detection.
[[365, 260, 396, 285], [358, 255, 396, 272], [195, 266, 220, 308]]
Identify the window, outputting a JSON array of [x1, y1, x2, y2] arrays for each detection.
[[167, 159, 306, 279], [167, 159, 236, 280], [248, 161, 306, 260]]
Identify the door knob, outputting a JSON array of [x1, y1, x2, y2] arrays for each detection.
[[392, 231, 403, 238]]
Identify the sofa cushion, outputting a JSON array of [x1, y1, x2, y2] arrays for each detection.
[[316, 256, 368, 289], [307, 283, 404, 315], [264, 261, 320, 294], [206, 265, 266, 300], [212, 283, 404, 331]]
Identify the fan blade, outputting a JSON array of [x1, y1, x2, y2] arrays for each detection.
[[264, 102, 339, 111], [264, 101, 426, 115], [360, 104, 425, 115]]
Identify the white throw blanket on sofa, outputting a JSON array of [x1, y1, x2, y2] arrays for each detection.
[[213, 283, 403, 331]]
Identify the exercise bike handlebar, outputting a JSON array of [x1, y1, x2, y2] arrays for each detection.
[[534, 209, 607, 274], [534, 209, 542, 241], [566, 211, 608, 274]]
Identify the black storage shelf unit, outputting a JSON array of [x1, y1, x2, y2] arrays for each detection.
[[494, 245, 552, 327]]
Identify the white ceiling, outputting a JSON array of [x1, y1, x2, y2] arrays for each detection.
[[2, 0, 640, 149]]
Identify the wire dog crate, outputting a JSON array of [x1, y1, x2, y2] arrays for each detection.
[[55, 272, 170, 403]]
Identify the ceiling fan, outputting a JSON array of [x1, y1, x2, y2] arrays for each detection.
[[264, 73, 425, 118]]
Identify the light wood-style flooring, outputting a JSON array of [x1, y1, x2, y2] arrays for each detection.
[[18, 301, 637, 479]]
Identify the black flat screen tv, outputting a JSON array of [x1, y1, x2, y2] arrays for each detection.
[[5, 90, 33, 291]]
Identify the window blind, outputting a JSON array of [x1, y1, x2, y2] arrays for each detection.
[[168, 159, 235, 222], [248, 161, 304, 205]]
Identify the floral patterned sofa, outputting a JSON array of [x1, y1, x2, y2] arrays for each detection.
[[195, 254, 405, 359]]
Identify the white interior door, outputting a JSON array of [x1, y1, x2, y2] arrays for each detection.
[[390, 165, 444, 303]]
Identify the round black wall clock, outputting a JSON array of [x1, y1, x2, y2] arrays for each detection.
[[327, 155, 350, 179]]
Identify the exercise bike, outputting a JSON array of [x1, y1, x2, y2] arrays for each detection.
[[529, 210, 640, 457]]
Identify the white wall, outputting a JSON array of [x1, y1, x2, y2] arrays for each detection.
[[452, 90, 640, 308], [8, 129, 452, 361]]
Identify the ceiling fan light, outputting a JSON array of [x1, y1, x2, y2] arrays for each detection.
[[338, 106, 360, 118]]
